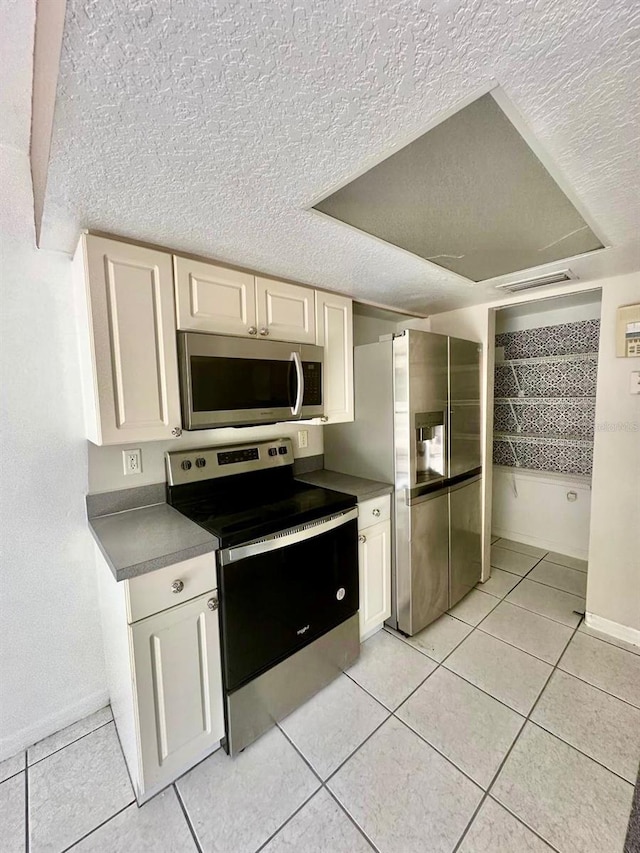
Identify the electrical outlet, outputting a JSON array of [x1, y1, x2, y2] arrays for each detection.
[[297, 429, 308, 449], [123, 448, 142, 475]]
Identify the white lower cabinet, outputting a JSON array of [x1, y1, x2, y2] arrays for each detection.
[[357, 496, 392, 640], [132, 591, 225, 793], [96, 549, 224, 804]]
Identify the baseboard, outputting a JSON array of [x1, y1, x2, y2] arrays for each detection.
[[585, 613, 640, 648], [492, 527, 588, 561], [0, 688, 110, 762]]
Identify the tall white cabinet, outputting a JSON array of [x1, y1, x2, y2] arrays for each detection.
[[357, 495, 392, 640], [315, 291, 354, 424], [73, 235, 182, 445]]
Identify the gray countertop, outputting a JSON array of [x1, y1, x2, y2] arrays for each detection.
[[89, 503, 218, 582], [295, 469, 393, 500]]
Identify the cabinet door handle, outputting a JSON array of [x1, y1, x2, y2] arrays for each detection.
[[372, 508, 381, 517], [171, 427, 182, 437], [358, 534, 366, 544], [171, 580, 184, 593], [207, 596, 219, 611], [259, 327, 269, 336], [248, 326, 258, 336]]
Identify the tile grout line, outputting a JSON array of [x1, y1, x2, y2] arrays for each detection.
[[577, 627, 640, 658], [24, 750, 29, 853], [173, 782, 204, 853], [58, 801, 136, 852], [27, 718, 114, 770], [449, 621, 583, 853], [451, 616, 585, 853], [272, 724, 382, 853]]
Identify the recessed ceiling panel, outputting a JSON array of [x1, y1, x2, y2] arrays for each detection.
[[313, 93, 604, 282]]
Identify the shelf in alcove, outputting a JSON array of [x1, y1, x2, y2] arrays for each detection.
[[495, 352, 598, 367], [494, 396, 596, 404], [494, 432, 593, 448]]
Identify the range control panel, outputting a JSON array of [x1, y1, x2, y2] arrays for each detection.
[[166, 438, 292, 485]]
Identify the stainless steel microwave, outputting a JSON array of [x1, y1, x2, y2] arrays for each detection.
[[177, 332, 324, 429]]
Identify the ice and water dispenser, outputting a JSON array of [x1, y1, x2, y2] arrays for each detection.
[[415, 411, 445, 482]]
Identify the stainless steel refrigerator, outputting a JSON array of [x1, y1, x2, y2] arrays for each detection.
[[324, 328, 482, 636]]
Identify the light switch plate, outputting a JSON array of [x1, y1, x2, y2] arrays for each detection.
[[630, 371, 640, 395]]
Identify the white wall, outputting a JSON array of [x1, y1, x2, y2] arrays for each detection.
[[587, 278, 640, 639], [0, 0, 108, 761], [424, 274, 640, 639], [0, 158, 108, 760], [88, 424, 323, 493], [492, 468, 591, 558]]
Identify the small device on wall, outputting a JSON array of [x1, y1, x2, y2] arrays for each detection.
[[616, 304, 640, 358]]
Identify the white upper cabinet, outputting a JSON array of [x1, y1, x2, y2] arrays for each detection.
[[255, 276, 316, 344], [73, 235, 182, 445], [174, 256, 316, 344], [315, 291, 354, 423], [173, 256, 256, 336]]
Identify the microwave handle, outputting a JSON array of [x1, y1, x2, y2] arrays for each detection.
[[291, 351, 304, 416]]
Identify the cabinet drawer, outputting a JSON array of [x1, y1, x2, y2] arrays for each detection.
[[358, 495, 391, 530], [126, 553, 217, 623]]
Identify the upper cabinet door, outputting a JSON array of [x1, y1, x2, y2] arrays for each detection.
[[75, 235, 181, 445], [173, 256, 256, 336], [255, 276, 316, 343], [315, 291, 354, 423]]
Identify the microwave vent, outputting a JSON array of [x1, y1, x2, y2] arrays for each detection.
[[495, 269, 577, 293]]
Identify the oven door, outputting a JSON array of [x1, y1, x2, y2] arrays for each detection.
[[178, 332, 324, 428], [217, 508, 359, 694]]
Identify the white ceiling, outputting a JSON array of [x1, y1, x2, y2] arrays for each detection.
[[40, 0, 640, 313]]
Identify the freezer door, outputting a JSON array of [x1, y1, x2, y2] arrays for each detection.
[[449, 337, 482, 478], [397, 488, 449, 635], [449, 476, 482, 608]]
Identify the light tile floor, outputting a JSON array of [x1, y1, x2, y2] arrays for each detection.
[[1, 538, 638, 852]]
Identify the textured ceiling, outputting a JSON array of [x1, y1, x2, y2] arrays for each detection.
[[42, 0, 640, 313]]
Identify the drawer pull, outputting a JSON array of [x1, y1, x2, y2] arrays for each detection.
[[207, 596, 219, 611], [358, 534, 367, 544], [171, 580, 184, 594], [372, 508, 381, 517]]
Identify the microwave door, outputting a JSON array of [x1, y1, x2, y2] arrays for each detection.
[[290, 351, 304, 417]]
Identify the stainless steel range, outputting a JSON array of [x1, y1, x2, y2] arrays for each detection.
[[166, 438, 360, 754]]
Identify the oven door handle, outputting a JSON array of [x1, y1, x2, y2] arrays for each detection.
[[219, 507, 358, 565], [290, 351, 304, 416]]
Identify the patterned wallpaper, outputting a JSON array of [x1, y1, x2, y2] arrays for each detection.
[[493, 319, 599, 476]]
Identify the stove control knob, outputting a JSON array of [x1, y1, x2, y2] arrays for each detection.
[[336, 587, 346, 601], [171, 580, 184, 594], [278, 446, 288, 455], [181, 460, 192, 471], [207, 596, 219, 611], [195, 457, 206, 468], [268, 447, 278, 457]]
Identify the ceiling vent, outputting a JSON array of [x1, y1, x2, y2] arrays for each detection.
[[494, 269, 577, 293]]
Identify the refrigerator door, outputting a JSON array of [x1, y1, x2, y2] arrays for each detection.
[[449, 337, 482, 478], [400, 330, 449, 489], [449, 475, 482, 608], [398, 487, 449, 635]]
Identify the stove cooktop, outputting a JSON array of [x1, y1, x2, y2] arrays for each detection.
[[168, 474, 356, 548], [165, 438, 357, 548]]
